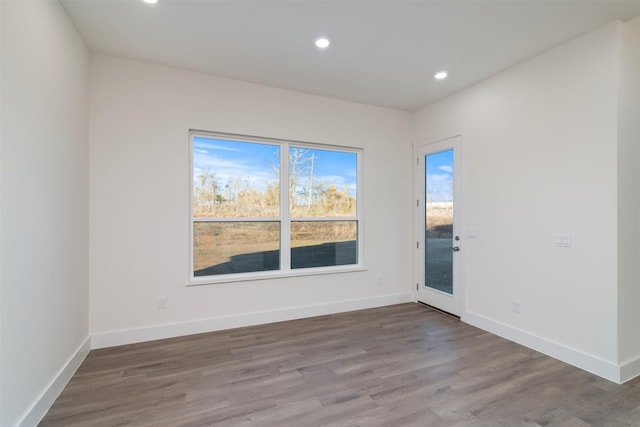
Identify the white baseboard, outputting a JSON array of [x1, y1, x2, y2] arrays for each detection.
[[17, 336, 91, 427], [462, 310, 622, 383], [91, 293, 412, 349], [620, 355, 640, 383]]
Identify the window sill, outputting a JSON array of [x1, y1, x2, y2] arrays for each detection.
[[187, 264, 368, 286]]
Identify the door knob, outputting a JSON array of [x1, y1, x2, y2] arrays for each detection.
[[452, 246, 460, 252]]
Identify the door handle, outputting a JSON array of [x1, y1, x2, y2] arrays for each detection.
[[452, 246, 460, 252]]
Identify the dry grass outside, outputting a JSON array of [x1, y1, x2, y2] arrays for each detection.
[[193, 186, 356, 219], [193, 221, 356, 271], [426, 201, 453, 238], [193, 203, 451, 271]]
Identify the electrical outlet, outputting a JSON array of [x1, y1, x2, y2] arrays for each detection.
[[158, 296, 168, 309], [555, 234, 571, 247], [377, 275, 383, 286], [511, 300, 520, 314]]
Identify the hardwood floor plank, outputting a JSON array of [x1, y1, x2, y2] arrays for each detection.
[[40, 303, 640, 426]]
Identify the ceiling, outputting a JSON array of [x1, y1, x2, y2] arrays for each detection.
[[61, 0, 640, 111]]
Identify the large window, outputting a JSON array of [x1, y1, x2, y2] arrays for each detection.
[[190, 131, 362, 283]]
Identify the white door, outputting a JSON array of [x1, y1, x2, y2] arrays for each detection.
[[415, 136, 463, 316]]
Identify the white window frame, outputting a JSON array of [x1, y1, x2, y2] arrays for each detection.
[[188, 130, 365, 286]]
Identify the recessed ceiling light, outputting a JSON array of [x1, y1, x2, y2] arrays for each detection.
[[315, 37, 331, 49], [142, 0, 158, 4], [434, 71, 448, 80]]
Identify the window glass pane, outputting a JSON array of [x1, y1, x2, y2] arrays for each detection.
[[291, 221, 357, 269], [289, 147, 357, 218], [425, 149, 454, 294], [194, 222, 280, 276], [193, 137, 280, 218]]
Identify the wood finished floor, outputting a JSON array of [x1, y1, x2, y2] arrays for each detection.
[[41, 303, 640, 426]]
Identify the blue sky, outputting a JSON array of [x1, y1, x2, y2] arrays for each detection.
[[193, 136, 357, 196], [426, 149, 453, 202], [292, 147, 357, 197], [193, 137, 278, 188]]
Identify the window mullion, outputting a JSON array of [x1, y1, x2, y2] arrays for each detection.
[[280, 142, 291, 271], [193, 217, 280, 222], [288, 217, 358, 222], [357, 151, 363, 267]]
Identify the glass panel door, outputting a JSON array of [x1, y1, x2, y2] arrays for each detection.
[[416, 136, 462, 316], [425, 149, 454, 294]]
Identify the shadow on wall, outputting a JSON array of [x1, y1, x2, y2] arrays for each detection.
[[194, 240, 357, 276]]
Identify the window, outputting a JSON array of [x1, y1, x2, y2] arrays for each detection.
[[190, 131, 362, 283]]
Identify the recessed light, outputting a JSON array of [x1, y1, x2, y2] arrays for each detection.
[[314, 37, 331, 49], [434, 71, 448, 80], [142, 0, 158, 4]]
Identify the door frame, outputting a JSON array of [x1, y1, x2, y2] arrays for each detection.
[[413, 135, 465, 317]]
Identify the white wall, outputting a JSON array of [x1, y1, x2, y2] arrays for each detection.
[[1, 2, 90, 426], [617, 16, 640, 374], [415, 23, 621, 377], [89, 55, 413, 345]]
